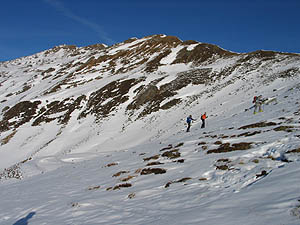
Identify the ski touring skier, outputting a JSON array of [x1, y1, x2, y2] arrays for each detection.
[[201, 112, 207, 128], [186, 115, 195, 132], [245, 95, 277, 112], [253, 95, 264, 114]]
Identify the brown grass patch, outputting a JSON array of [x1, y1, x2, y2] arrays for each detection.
[[146, 161, 164, 166], [161, 99, 181, 110], [79, 78, 142, 119], [120, 175, 136, 182], [143, 155, 160, 161], [105, 162, 118, 167], [256, 170, 268, 178], [198, 142, 206, 145], [141, 168, 167, 175], [173, 159, 185, 163], [1, 130, 17, 145], [160, 144, 173, 151], [175, 142, 184, 148], [238, 121, 277, 130], [286, 147, 300, 154], [145, 50, 172, 73], [172, 43, 236, 65], [33, 95, 86, 126], [215, 158, 232, 170], [202, 146, 208, 150], [237, 130, 262, 137], [165, 177, 192, 188], [217, 158, 231, 162], [113, 183, 132, 190], [216, 165, 230, 170], [88, 185, 101, 190], [128, 193, 136, 199], [112, 171, 129, 177], [207, 142, 252, 154], [134, 168, 142, 174], [273, 126, 294, 132], [161, 149, 181, 159], [0, 101, 41, 131]]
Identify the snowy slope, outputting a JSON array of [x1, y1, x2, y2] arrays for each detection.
[[0, 35, 300, 224]]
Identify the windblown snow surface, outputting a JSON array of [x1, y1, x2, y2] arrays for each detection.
[[0, 38, 300, 225]]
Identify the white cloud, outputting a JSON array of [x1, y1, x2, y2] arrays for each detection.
[[43, 0, 115, 45]]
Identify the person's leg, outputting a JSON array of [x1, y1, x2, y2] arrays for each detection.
[[187, 123, 191, 132], [259, 104, 263, 112], [254, 104, 258, 114]]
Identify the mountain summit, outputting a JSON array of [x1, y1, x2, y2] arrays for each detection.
[[0, 35, 300, 224]]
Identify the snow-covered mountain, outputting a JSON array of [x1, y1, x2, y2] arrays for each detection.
[[0, 34, 300, 224]]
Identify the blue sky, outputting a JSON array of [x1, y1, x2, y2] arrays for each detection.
[[1, 0, 300, 61]]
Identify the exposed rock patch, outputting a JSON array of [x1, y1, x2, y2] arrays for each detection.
[[0, 101, 41, 132], [140, 168, 167, 175], [207, 142, 253, 154], [80, 78, 142, 119], [238, 121, 277, 130]]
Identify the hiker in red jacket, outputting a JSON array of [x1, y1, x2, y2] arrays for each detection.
[[201, 112, 207, 128]]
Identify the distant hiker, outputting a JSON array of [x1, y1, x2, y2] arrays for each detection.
[[253, 95, 264, 114], [186, 115, 195, 132], [201, 112, 207, 128]]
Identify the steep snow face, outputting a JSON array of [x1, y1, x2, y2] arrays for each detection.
[[0, 35, 300, 225]]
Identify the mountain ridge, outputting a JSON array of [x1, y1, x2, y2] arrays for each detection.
[[1, 34, 300, 164], [0, 34, 300, 224]]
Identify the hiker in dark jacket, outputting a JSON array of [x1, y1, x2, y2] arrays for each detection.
[[186, 115, 195, 132], [201, 112, 207, 128]]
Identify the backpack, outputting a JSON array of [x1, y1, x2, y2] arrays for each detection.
[[253, 96, 257, 103]]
